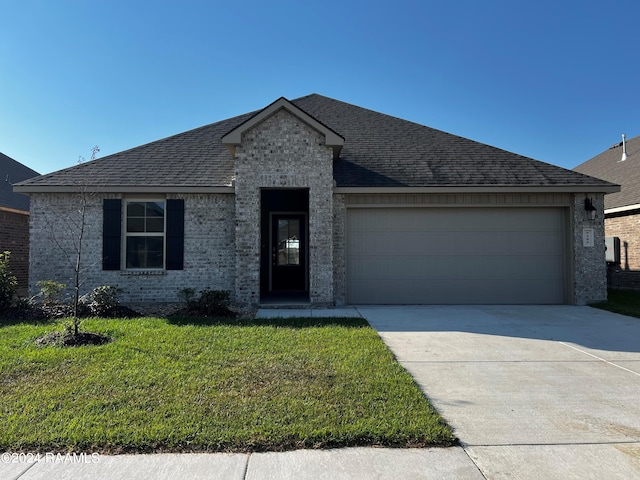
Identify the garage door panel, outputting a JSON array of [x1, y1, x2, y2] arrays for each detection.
[[350, 231, 564, 256], [349, 255, 564, 281], [349, 208, 564, 232], [349, 278, 564, 304], [347, 208, 566, 304]]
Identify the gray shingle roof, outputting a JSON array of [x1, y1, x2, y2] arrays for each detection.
[[0, 152, 39, 210], [16, 111, 255, 190], [574, 135, 640, 210], [16, 94, 616, 192]]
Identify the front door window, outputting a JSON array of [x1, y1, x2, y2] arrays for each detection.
[[277, 219, 300, 266], [271, 214, 306, 291]]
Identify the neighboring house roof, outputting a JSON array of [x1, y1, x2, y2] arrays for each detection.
[[574, 135, 640, 212], [15, 94, 617, 193], [0, 152, 40, 211]]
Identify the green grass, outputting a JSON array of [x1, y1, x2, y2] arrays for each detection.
[[0, 316, 455, 453], [591, 289, 640, 318]]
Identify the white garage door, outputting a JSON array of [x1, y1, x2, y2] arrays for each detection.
[[347, 207, 567, 304]]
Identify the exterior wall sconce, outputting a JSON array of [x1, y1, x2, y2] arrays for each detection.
[[584, 197, 597, 220]]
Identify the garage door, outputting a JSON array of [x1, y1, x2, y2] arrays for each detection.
[[347, 208, 567, 304]]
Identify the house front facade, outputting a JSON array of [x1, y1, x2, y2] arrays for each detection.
[[16, 95, 618, 306]]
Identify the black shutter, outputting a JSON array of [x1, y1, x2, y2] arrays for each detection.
[[103, 199, 122, 270], [166, 199, 184, 270]]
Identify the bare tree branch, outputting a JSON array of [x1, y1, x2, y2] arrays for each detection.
[[44, 146, 100, 335]]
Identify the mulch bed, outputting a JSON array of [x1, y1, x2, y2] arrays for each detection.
[[34, 330, 111, 347]]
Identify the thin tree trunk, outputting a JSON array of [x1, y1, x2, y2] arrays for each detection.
[[73, 198, 86, 335]]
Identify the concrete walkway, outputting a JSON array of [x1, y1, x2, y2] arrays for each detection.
[[4, 305, 640, 479], [255, 306, 364, 319]]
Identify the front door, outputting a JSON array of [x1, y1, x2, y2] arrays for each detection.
[[271, 214, 307, 292]]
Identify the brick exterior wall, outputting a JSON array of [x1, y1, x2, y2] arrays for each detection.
[[26, 189, 608, 307], [572, 193, 607, 304], [332, 194, 346, 306], [607, 268, 640, 290], [234, 109, 334, 306], [28, 193, 235, 303], [605, 212, 640, 270], [0, 207, 30, 293], [604, 210, 640, 290]]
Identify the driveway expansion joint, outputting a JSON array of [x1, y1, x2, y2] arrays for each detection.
[[559, 341, 640, 377]]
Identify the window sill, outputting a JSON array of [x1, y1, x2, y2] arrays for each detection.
[[119, 270, 167, 276]]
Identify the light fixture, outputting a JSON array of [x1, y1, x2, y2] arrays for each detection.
[[584, 197, 597, 220]]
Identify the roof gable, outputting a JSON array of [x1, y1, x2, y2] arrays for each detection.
[[222, 97, 344, 159]]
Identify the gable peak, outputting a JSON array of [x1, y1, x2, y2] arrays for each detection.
[[221, 97, 344, 159]]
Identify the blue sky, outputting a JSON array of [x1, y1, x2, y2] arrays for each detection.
[[1, 0, 639, 174]]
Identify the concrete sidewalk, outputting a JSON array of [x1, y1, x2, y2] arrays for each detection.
[[2, 447, 483, 480]]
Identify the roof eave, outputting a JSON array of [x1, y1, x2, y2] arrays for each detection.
[[0, 205, 29, 215], [605, 203, 640, 215], [333, 185, 622, 194], [16, 184, 619, 195], [13, 185, 236, 194]]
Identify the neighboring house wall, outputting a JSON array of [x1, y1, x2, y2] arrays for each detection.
[[234, 109, 334, 306], [605, 212, 640, 270], [0, 206, 30, 293], [604, 211, 640, 290], [28, 193, 235, 303]]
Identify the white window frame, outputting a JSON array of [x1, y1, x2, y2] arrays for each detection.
[[122, 198, 167, 270]]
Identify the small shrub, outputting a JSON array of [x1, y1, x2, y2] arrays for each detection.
[[197, 289, 232, 316], [36, 280, 66, 306], [33, 280, 78, 320], [0, 251, 17, 311], [180, 288, 233, 317], [85, 285, 121, 316], [41, 302, 76, 320], [178, 287, 196, 304]]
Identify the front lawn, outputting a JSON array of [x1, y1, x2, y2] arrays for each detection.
[[591, 289, 640, 318], [0, 316, 455, 453]]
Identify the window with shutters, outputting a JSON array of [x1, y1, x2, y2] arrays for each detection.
[[124, 200, 165, 269], [102, 198, 183, 271]]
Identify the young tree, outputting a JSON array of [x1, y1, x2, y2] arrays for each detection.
[[45, 146, 100, 335]]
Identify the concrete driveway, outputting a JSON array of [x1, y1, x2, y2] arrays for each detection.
[[361, 305, 640, 480]]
